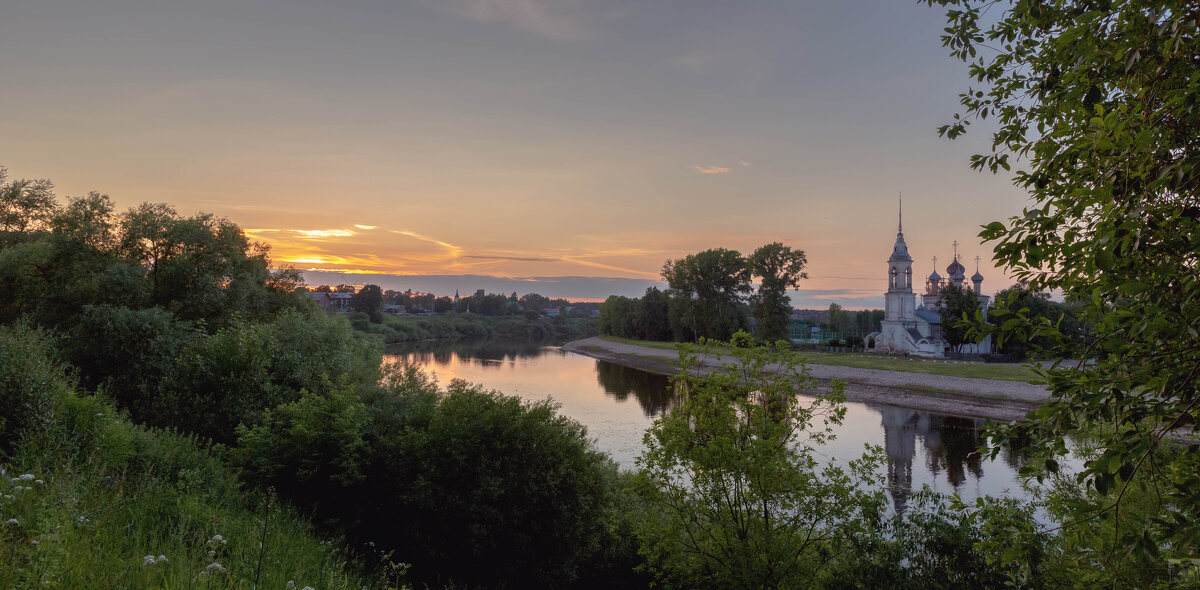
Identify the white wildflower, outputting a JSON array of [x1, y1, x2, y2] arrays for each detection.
[[19, 474, 34, 481], [286, 581, 296, 590], [30, 539, 38, 546], [34, 479, 43, 485], [302, 587, 315, 590], [5, 518, 17, 525], [143, 555, 156, 565], [207, 550, 216, 559], [157, 554, 167, 563], [197, 562, 227, 579]]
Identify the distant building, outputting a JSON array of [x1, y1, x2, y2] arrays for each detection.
[[872, 199, 991, 357], [309, 291, 353, 312]]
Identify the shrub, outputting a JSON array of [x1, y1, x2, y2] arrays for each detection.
[[235, 378, 369, 509], [729, 329, 755, 348], [0, 324, 72, 453], [355, 374, 621, 588]]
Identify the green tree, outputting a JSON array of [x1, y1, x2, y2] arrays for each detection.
[[636, 286, 672, 341], [351, 283, 384, 322], [0, 167, 56, 236], [927, 0, 1200, 575], [748, 242, 808, 342], [661, 248, 751, 341], [630, 341, 885, 588], [936, 283, 979, 354], [990, 282, 1081, 359], [598, 295, 638, 338]]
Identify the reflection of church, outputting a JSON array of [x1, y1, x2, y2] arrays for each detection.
[[871, 200, 992, 357], [879, 405, 987, 512]]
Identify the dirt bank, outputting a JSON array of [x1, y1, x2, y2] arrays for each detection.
[[562, 337, 1050, 422]]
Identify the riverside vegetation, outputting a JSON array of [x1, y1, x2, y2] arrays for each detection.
[[4, 1, 1200, 581], [0, 165, 1197, 587]]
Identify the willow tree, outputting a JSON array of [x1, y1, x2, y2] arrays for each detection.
[[926, 0, 1200, 577]]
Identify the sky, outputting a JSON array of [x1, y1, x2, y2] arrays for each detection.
[[0, 0, 1030, 308]]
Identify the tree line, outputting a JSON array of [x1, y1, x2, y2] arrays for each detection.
[[599, 243, 809, 343], [306, 283, 589, 323]]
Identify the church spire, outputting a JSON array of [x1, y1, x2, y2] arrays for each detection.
[[898, 193, 903, 234]]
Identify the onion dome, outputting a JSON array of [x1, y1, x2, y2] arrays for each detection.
[[971, 270, 984, 283], [928, 269, 941, 282], [946, 257, 966, 277]]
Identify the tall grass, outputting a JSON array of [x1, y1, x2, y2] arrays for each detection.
[[0, 324, 380, 589]]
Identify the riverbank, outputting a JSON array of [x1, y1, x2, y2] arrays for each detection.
[[563, 337, 1050, 422]]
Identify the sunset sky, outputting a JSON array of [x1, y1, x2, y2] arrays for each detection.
[[1, 0, 1029, 308]]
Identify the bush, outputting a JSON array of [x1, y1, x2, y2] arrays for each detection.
[[630, 342, 887, 588], [354, 373, 622, 588], [65, 305, 193, 419], [0, 324, 72, 453], [729, 329, 755, 348], [235, 377, 369, 509]]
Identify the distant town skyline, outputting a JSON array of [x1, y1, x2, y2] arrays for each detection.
[[1, 1, 1026, 309]]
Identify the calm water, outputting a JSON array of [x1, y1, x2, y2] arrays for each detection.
[[385, 340, 1037, 509]]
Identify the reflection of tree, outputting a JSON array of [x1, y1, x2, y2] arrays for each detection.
[[594, 361, 674, 417], [385, 339, 549, 368], [878, 406, 994, 512]]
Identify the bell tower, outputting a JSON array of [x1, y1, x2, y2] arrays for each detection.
[[884, 197, 916, 322]]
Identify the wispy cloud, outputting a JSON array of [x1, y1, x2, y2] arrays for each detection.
[[692, 165, 731, 175], [465, 255, 557, 262], [440, 0, 612, 41], [389, 230, 464, 258]]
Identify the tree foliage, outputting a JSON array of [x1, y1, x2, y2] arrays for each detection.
[[0, 167, 56, 235], [630, 341, 886, 588], [936, 283, 980, 353], [661, 248, 751, 341], [748, 242, 808, 342], [990, 282, 1082, 359], [351, 283, 384, 322], [927, 0, 1200, 573]]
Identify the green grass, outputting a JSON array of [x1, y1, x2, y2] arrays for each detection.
[[597, 336, 680, 351], [595, 336, 1044, 384], [1, 406, 379, 589]]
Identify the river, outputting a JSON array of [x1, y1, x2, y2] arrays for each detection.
[[385, 340, 1040, 510]]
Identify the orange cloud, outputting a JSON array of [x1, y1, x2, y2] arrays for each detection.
[[248, 224, 666, 279], [693, 165, 730, 175]]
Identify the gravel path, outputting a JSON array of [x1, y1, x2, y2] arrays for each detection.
[[563, 337, 1051, 422]]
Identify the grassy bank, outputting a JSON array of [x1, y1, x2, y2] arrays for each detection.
[[0, 327, 378, 589], [596, 336, 1045, 384]]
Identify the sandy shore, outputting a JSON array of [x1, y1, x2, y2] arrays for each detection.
[[562, 337, 1050, 422]]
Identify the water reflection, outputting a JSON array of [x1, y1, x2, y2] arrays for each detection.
[[387, 339, 549, 368], [594, 361, 674, 417], [877, 407, 986, 511], [387, 339, 1038, 504]]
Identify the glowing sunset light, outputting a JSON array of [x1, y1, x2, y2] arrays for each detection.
[[3, 1, 1024, 306]]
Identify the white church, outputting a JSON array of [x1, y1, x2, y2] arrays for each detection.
[[870, 202, 992, 357]]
